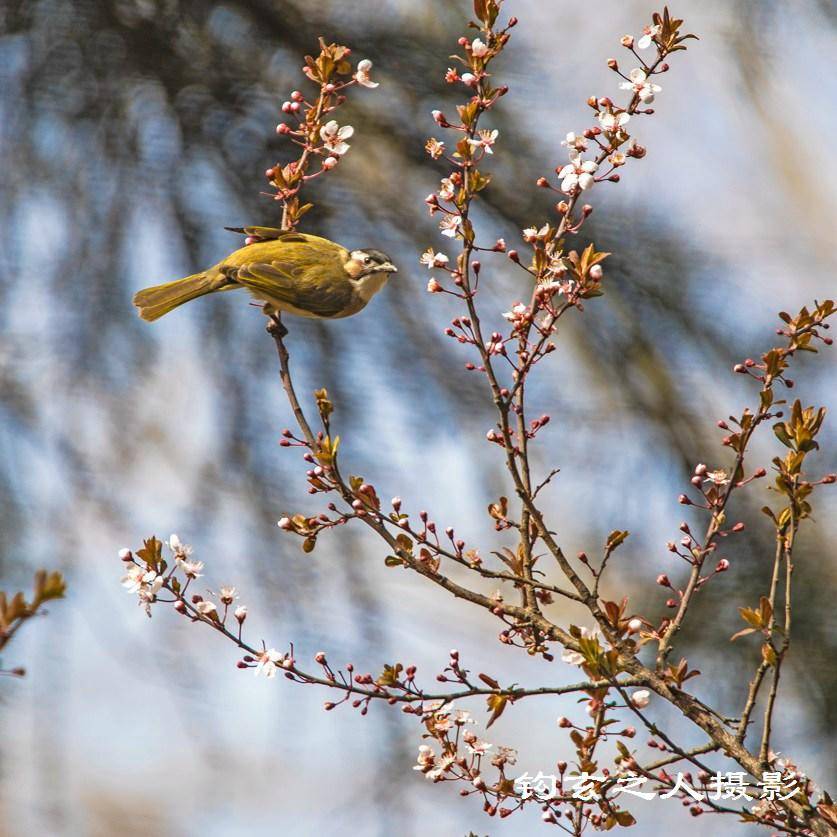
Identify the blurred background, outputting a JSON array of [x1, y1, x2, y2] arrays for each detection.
[[1, 0, 835, 834]]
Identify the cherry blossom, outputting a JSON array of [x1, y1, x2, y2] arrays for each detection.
[[420, 248, 450, 269], [467, 128, 499, 154], [439, 215, 462, 238], [254, 648, 283, 678], [438, 177, 455, 201], [425, 138, 445, 159], [597, 110, 630, 133], [319, 120, 354, 156], [561, 131, 588, 153], [471, 38, 489, 57], [638, 23, 661, 49], [353, 59, 378, 88], [522, 224, 550, 242], [620, 68, 661, 104], [558, 151, 598, 193], [168, 533, 192, 560]]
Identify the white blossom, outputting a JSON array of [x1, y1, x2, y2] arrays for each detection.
[[319, 120, 354, 156], [619, 68, 661, 104], [465, 737, 492, 756], [254, 648, 283, 678], [630, 689, 651, 709], [168, 534, 192, 560], [471, 38, 489, 57], [638, 23, 661, 50], [425, 138, 445, 159], [181, 560, 204, 579], [353, 59, 378, 88], [467, 128, 498, 154], [502, 303, 529, 323], [413, 744, 436, 770], [558, 150, 598, 193], [706, 469, 730, 486], [561, 627, 599, 666], [196, 600, 218, 618], [522, 224, 550, 242], [438, 177, 455, 201], [420, 248, 449, 269], [597, 110, 630, 133], [439, 214, 462, 238], [561, 131, 588, 152]]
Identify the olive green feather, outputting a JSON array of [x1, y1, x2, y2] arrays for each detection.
[[132, 272, 220, 322]]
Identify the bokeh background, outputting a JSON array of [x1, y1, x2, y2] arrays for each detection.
[[1, 1, 835, 834]]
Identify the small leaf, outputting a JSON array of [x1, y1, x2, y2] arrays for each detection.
[[486, 693, 508, 728]]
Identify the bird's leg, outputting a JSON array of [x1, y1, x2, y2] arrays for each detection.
[[266, 311, 288, 338]]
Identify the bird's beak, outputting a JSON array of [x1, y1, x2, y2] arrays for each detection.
[[381, 262, 398, 274]]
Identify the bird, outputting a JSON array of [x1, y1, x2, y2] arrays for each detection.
[[132, 228, 398, 323]]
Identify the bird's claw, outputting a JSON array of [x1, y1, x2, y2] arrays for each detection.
[[266, 313, 288, 338]]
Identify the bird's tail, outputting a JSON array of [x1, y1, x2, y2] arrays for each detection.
[[133, 272, 218, 321]]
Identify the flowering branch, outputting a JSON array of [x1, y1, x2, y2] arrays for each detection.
[[122, 4, 837, 834]]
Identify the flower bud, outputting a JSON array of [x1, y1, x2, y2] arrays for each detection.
[[621, 35, 634, 48], [715, 558, 730, 572]]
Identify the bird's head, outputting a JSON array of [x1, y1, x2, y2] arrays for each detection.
[[345, 248, 398, 279]]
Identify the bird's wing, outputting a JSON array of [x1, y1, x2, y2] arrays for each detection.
[[224, 227, 345, 251], [235, 260, 354, 318]]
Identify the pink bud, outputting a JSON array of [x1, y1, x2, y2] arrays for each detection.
[[715, 559, 730, 572], [656, 574, 670, 587], [322, 156, 338, 170]]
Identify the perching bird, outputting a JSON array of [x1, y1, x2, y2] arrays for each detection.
[[132, 228, 397, 322]]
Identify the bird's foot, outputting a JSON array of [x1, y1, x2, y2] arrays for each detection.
[[266, 312, 288, 338]]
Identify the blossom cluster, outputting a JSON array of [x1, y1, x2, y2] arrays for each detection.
[[261, 40, 379, 230]]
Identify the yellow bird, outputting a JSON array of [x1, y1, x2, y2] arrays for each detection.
[[132, 228, 398, 322]]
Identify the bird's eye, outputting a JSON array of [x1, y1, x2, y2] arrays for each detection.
[[363, 256, 372, 265]]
